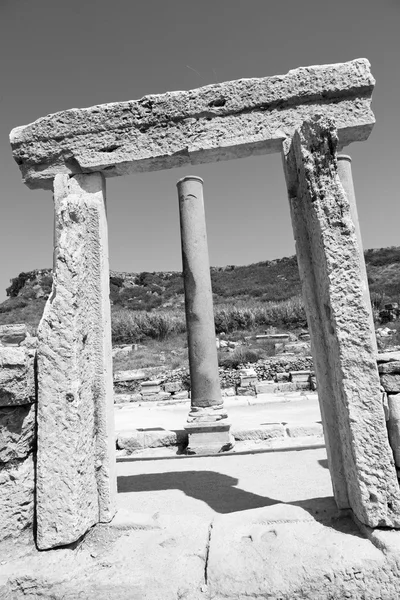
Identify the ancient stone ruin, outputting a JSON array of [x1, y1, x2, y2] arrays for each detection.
[[4, 58, 399, 555]]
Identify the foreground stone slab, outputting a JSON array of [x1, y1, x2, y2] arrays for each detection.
[[0, 513, 210, 600], [207, 504, 399, 599], [284, 117, 400, 527], [10, 59, 374, 189], [36, 173, 116, 549]]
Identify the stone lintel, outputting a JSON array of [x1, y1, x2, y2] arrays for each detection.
[[10, 59, 375, 189], [285, 116, 400, 528]]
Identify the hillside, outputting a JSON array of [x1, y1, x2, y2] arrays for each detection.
[[1, 247, 400, 331]]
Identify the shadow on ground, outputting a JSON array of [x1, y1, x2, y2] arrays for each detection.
[[118, 470, 277, 513], [117, 466, 350, 532]]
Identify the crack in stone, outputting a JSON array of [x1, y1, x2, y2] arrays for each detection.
[[204, 520, 213, 586]]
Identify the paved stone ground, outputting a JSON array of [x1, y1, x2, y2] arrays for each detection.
[[117, 447, 332, 518], [4, 395, 400, 598], [4, 447, 400, 598], [115, 392, 320, 433], [115, 392, 324, 455]]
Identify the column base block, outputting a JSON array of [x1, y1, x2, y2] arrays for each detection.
[[184, 421, 234, 455]]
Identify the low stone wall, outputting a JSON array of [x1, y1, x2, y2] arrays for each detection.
[[0, 325, 37, 543], [113, 355, 316, 403]]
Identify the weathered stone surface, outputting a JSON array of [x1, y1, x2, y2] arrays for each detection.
[[36, 173, 116, 549], [140, 392, 171, 402], [378, 361, 400, 374], [113, 369, 146, 382], [237, 386, 256, 396], [0, 346, 35, 406], [10, 59, 375, 189], [0, 454, 34, 541], [232, 424, 284, 441], [163, 381, 182, 393], [207, 504, 392, 600], [275, 382, 309, 392], [381, 374, 400, 392], [141, 385, 162, 395], [378, 351, 400, 363], [286, 423, 323, 438], [0, 514, 210, 600], [117, 429, 186, 453], [240, 375, 258, 387], [387, 393, 400, 467], [290, 370, 311, 383], [0, 404, 35, 463], [0, 324, 27, 346], [275, 372, 290, 382], [284, 116, 400, 527], [255, 381, 275, 394], [337, 155, 377, 353], [172, 390, 189, 399], [185, 421, 233, 454]]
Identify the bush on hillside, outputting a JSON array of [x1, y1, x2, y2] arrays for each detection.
[[111, 309, 186, 343]]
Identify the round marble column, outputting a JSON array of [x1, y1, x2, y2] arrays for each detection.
[[337, 154, 377, 354], [177, 176, 232, 453]]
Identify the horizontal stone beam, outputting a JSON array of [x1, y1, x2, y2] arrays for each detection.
[[10, 59, 375, 190]]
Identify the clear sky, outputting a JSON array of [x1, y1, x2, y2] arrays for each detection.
[[0, 0, 398, 300]]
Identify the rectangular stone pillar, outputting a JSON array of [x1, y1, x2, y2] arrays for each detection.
[[337, 154, 377, 354], [36, 173, 116, 549], [282, 116, 400, 528]]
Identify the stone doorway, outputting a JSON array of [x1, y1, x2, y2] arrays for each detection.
[[9, 58, 400, 550]]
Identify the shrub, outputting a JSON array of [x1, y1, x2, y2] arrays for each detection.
[[111, 309, 186, 344], [213, 296, 306, 334], [218, 347, 263, 369]]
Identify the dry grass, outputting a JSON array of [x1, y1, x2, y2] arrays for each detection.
[[113, 333, 189, 373], [111, 296, 307, 344]]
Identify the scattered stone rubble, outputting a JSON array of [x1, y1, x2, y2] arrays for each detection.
[[113, 355, 316, 404], [379, 303, 400, 323]]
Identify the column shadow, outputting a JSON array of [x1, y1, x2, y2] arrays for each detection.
[[118, 470, 277, 513], [117, 468, 362, 538]]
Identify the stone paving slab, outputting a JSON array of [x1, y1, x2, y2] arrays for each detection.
[[207, 504, 399, 599], [115, 393, 323, 456], [3, 502, 400, 599]]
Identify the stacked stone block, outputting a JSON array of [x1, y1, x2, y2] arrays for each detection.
[[0, 324, 36, 542], [114, 365, 314, 403], [378, 352, 400, 468]]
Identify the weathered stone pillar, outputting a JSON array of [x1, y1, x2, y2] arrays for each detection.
[[337, 154, 377, 353], [177, 176, 232, 454], [282, 117, 400, 528], [36, 173, 116, 549]]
